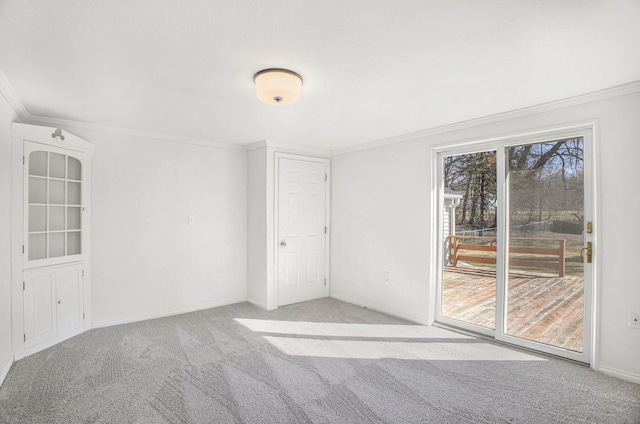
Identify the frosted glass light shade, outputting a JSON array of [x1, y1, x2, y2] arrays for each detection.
[[254, 69, 303, 105]]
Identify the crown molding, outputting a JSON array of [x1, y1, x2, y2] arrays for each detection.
[[0, 68, 29, 121], [247, 139, 330, 157], [331, 80, 640, 156], [25, 115, 248, 151], [247, 140, 268, 151]]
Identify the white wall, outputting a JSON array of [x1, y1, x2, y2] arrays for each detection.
[[247, 146, 268, 309], [330, 90, 640, 381], [330, 142, 432, 324], [70, 130, 248, 326], [0, 93, 19, 384]]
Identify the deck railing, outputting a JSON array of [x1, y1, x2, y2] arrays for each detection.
[[448, 235, 566, 277]]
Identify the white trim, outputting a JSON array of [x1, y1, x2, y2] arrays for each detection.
[[432, 140, 499, 337], [331, 81, 640, 156], [91, 297, 247, 329], [427, 146, 439, 326], [0, 354, 13, 388], [330, 292, 430, 325], [251, 140, 330, 157], [0, 68, 28, 120], [247, 140, 268, 151], [590, 120, 601, 371], [25, 115, 247, 152], [598, 366, 640, 385], [274, 152, 331, 308], [430, 121, 598, 153], [247, 297, 268, 311]]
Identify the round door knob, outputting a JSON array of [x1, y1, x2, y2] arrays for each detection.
[[280, 240, 287, 247], [57, 300, 63, 304]]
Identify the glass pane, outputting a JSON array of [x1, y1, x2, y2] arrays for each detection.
[[68, 157, 81, 181], [49, 180, 65, 204], [67, 231, 81, 255], [49, 206, 65, 231], [29, 177, 47, 204], [49, 232, 65, 258], [29, 233, 47, 260], [49, 153, 66, 179], [441, 151, 497, 329], [28, 206, 47, 232], [29, 151, 48, 176], [67, 207, 81, 230], [67, 182, 81, 205], [506, 138, 584, 352]]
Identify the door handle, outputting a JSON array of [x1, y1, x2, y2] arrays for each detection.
[[580, 241, 592, 263], [280, 240, 287, 247], [57, 300, 63, 304]]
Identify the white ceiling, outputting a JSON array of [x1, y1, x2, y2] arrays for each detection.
[[1, 1, 639, 151]]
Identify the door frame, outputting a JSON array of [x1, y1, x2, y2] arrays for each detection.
[[431, 122, 599, 368], [433, 141, 498, 338], [274, 152, 331, 308]]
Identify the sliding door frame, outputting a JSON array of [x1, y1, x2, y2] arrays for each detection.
[[434, 141, 498, 338], [432, 122, 598, 367]]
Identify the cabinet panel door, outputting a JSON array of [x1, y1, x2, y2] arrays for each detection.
[[24, 271, 57, 349], [56, 265, 84, 335]]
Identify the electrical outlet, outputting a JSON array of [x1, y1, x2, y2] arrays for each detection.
[[629, 311, 640, 329]]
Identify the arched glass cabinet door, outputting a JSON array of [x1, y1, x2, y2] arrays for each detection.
[[25, 142, 87, 267]]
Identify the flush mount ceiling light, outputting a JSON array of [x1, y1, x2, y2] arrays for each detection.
[[254, 68, 303, 105]]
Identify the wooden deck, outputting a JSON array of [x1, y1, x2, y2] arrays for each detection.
[[442, 266, 584, 352]]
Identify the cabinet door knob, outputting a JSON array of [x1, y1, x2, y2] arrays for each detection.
[[57, 300, 62, 304]]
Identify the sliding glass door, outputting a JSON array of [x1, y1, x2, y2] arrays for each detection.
[[436, 128, 593, 363], [440, 150, 497, 334]]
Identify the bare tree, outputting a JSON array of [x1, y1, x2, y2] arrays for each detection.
[[444, 138, 584, 232]]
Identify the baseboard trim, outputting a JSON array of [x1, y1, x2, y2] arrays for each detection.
[[598, 365, 640, 385], [0, 354, 13, 388], [91, 297, 248, 329], [330, 292, 430, 325], [247, 297, 268, 311]]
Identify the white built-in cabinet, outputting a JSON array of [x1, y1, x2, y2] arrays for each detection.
[[11, 123, 94, 359], [23, 264, 84, 350]]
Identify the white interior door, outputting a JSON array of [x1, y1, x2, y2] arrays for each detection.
[[278, 157, 328, 306]]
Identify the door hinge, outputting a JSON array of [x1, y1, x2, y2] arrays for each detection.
[[23, 334, 26, 342], [325, 226, 327, 234], [23, 156, 25, 165], [83, 312, 85, 320], [82, 269, 84, 277], [23, 281, 25, 291], [22, 245, 24, 254], [324, 278, 327, 286], [325, 173, 327, 181]]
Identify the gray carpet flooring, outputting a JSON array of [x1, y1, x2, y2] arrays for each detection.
[[0, 298, 639, 423]]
